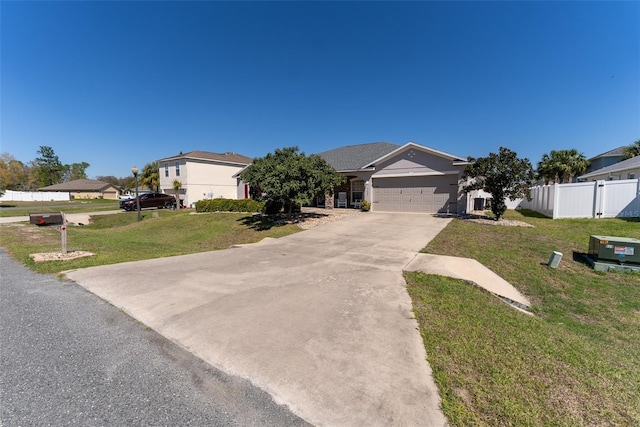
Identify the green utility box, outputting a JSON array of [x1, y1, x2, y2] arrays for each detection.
[[588, 235, 640, 265]]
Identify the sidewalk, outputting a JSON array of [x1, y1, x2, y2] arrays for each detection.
[[404, 253, 531, 312]]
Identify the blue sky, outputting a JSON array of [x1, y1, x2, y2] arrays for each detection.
[[2, 1, 639, 179]]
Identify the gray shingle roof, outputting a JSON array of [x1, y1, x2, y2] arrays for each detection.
[[579, 155, 640, 179], [158, 150, 252, 166], [588, 146, 627, 161], [39, 179, 114, 191], [316, 142, 400, 171]]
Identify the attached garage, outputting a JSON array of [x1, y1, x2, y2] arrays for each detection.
[[372, 175, 458, 213], [318, 141, 470, 214]]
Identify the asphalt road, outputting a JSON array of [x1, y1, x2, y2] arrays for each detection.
[[0, 249, 309, 426]]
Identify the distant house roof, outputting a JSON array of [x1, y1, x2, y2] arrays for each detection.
[[39, 179, 116, 192], [578, 155, 640, 180], [588, 146, 626, 161], [316, 142, 401, 172], [158, 150, 253, 166]]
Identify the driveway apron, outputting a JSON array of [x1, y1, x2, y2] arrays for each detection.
[[65, 212, 451, 427]]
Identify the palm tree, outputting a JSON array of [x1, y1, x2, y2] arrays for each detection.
[[537, 149, 588, 183], [141, 161, 160, 192], [623, 139, 640, 159], [537, 153, 556, 184], [558, 149, 588, 183], [172, 179, 182, 209]]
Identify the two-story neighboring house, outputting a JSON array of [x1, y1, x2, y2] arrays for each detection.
[[584, 146, 627, 174], [158, 151, 253, 207], [577, 155, 640, 181]]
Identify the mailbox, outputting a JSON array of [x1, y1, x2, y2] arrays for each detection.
[[29, 212, 65, 226]]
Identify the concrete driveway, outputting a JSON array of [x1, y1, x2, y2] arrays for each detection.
[[65, 212, 451, 426]]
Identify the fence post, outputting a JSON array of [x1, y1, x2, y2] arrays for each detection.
[[594, 180, 605, 219], [636, 179, 640, 217], [552, 183, 559, 219]]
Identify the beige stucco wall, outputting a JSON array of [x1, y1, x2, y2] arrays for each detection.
[[159, 159, 247, 207], [373, 148, 465, 178], [582, 167, 640, 181], [70, 190, 118, 200]]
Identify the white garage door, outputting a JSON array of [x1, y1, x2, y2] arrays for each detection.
[[372, 176, 458, 213]]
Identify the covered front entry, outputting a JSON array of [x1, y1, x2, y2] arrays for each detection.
[[372, 175, 458, 213]]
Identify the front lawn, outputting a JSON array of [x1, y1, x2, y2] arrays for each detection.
[[0, 199, 120, 217], [0, 210, 300, 274], [406, 210, 640, 426]]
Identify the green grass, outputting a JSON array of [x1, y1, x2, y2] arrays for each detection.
[[0, 209, 300, 274], [406, 209, 640, 426], [0, 199, 121, 217], [3, 203, 639, 424]]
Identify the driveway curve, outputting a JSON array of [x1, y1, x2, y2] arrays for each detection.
[[65, 212, 451, 427]]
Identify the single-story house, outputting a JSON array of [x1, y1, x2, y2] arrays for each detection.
[[584, 146, 627, 174], [577, 155, 640, 181], [157, 150, 253, 207], [317, 141, 470, 214], [39, 179, 120, 200]]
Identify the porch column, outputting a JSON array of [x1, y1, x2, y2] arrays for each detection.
[[324, 193, 334, 209]]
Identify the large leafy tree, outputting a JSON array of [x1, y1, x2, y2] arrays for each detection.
[[623, 139, 640, 159], [0, 153, 28, 191], [537, 149, 588, 184], [34, 146, 65, 187], [240, 146, 344, 217], [65, 161, 90, 181], [95, 175, 120, 186], [141, 161, 160, 192], [463, 147, 535, 220], [96, 175, 135, 189]]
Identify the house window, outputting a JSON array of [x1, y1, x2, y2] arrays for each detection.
[[351, 180, 364, 204], [175, 161, 180, 177], [164, 163, 169, 177], [629, 173, 636, 179]]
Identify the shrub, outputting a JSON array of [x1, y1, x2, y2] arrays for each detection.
[[195, 198, 264, 213], [361, 200, 371, 211], [263, 199, 284, 215]]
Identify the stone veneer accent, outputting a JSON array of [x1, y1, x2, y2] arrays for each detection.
[[324, 193, 334, 209]]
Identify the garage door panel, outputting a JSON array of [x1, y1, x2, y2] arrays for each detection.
[[372, 176, 457, 213]]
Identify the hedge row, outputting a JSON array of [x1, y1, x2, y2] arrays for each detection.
[[195, 198, 265, 213]]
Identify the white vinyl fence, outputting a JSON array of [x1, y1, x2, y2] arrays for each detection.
[[0, 190, 71, 202], [521, 179, 640, 219]]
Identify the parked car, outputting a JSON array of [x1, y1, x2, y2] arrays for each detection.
[[119, 193, 177, 211]]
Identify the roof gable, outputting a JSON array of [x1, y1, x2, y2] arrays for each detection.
[[588, 146, 626, 161], [316, 142, 400, 171], [159, 150, 253, 166], [38, 179, 115, 192], [317, 141, 469, 172], [364, 142, 469, 168]]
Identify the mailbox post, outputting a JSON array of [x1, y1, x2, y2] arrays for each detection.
[[29, 212, 68, 254]]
